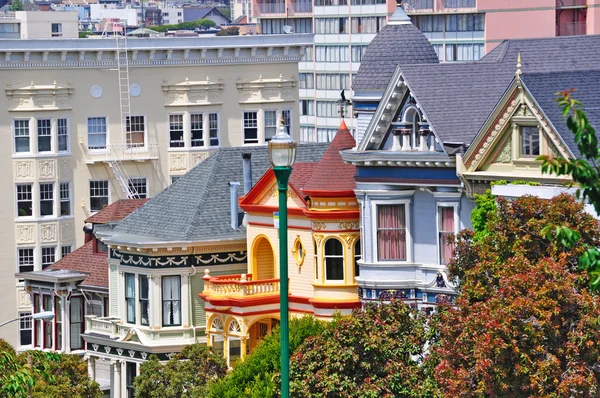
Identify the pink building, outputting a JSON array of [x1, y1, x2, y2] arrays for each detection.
[[403, 0, 599, 60]]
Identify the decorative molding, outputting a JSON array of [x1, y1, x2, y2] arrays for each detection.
[[16, 225, 35, 244], [111, 249, 248, 268], [59, 159, 72, 179], [15, 161, 34, 179], [169, 154, 188, 172], [40, 224, 57, 243], [18, 288, 31, 308], [338, 233, 358, 246], [495, 138, 512, 164], [191, 152, 209, 167], [313, 234, 324, 247], [61, 221, 74, 241], [38, 159, 56, 179], [162, 77, 224, 107], [338, 220, 359, 230], [6, 81, 73, 112], [236, 74, 296, 104], [312, 221, 325, 231]]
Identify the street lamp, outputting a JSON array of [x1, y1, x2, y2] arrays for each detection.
[[0, 311, 55, 329], [268, 115, 296, 398]]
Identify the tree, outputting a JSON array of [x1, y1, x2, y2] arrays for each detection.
[[134, 344, 227, 398], [215, 27, 239, 36], [150, 19, 216, 33], [288, 301, 439, 398], [10, 0, 23, 11], [433, 194, 600, 397], [538, 90, 600, 289], [208, 316, 326, 398]]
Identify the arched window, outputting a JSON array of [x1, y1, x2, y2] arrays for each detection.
[[354, 239, 361, 277], [314, 238, 319, 280], [402, 106, 421, 149], [324, 239, 344, 281]]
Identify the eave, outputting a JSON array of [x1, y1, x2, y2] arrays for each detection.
[[341, 148, 455, 167]]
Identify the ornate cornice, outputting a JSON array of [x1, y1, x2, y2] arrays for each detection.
[[162, 77, 224, 107], [6, 81, 73, 112], [110, 249, 247, 268]]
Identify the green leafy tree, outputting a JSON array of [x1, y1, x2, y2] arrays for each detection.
[[434, 194, 600, 396], [288, 301, 439, 398], [208, 316, 326, 398], [134, 344, 227, 398], [150, 19, 216, 33], [10, 0, 23, 11], [538, 90, 600, 288]]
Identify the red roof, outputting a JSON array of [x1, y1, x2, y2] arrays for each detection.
[[303, 121, 356, 195], [85, 199, 148, 224], [48, 241, 108, 288], [289, 162, 318, 195]]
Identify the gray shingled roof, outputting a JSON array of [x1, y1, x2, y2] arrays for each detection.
[[523, 70, 600, 158], [107, 143, 328, 244], [352, 23, 439, 91]]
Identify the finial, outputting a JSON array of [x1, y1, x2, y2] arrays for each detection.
[[516, 52, 522, 80]]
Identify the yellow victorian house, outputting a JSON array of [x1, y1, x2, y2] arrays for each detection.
[[200, 121, 361, 366]]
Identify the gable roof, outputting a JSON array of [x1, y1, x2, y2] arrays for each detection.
[[107, 144, 328, 244], [47, 241, 108, 288], [304, 121, 357, 195], [289, 162, 319, 195], [85, 199, 148, 224]]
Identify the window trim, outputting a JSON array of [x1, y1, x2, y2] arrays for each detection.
[[519, 124, 541, 158], [37, 118, 52, 153], [16, 183, 34, 219], [168, 113, 185, 148], [371, 198, 413, 264], [59, 181, 72, 217], [41, 246, 56, 270], [86, 116, 109, 152], [57, 117, 70, 153], [208, 112, 220, 148], [125, 115, 147, 150], [39, 182, 55, 218], [242, 110, 259, 145], [17, 247, 35, 274], [18, 312, 33, 348], [162, 275, 182, 327], [436, 203, 459, 266], [264, 109, 278, 143], [13, 118, 31, 154], [127, 177, 148, 199], [89, 179, 110, 213], [323, 237, 345, 282], [125, 273, 136, 324]]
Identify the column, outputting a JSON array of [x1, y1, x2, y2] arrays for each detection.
[[88, 356, 96, 381], [181, 273, 190, 328], [240, 336, 248, 360], [61, 296, 68, 353], [112, 360, 122, 398], [147, 275, 155, 327], [153, 276, 162, 328], [401, 128, 412, 151]]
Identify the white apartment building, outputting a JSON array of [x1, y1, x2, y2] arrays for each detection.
[[0, 34, 312, 347], [252, 0, 396, 142], [161, 6, 184, 25], [0, 11, 79, 39]]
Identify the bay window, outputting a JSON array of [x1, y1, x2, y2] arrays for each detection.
[[377, 204, 407, 261], [162, 276, 181, 326], [37, 119, 52, 152], [190, 113, 204, 147], [39, 183, 54, 217], [324, 239, 344, 281]]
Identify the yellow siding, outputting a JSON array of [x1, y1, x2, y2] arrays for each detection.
[[253, 237, 275, 280], [288, 228, 316, 298]]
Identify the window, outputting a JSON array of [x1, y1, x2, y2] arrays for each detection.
[[315, 46, 349, 62], [89, 180, 109, 211], [126, 362, 137, 398], [97, 238, 108, 253], [33, 294, 41, 348], [377, 204, 407, 261], [70, 296, 83, 350], [190, 114, 204, 147], [316, 101, 339, 117], [315, 17, 348, 34], [41, 247, 55, 269], [243, 111, 258, 144], [209, 113, 219, 147], [301, 126, 315, 142], [37, 119, 51, 152], [58, 118, 68, 152], [87, 117, 107, 150], [302, 46, 313, 61], [125, 116, 145, 148], [351, 45, 367, 62], [414, 15, 443, 32], [521, 126, 540, 157], [317, 128, 338, 143], [264, 110, 277, 142], [55, 297, 62, 351], [139, 275, 150, 326], [300, 100, 315, 116], [282, 110, 291, 134], [125, 273, 136, 324], [17, 184, 33, 217], [169, 114, 184, 147], [19, 312, 32, 347], [354, 239, 361, 277], [439, 207, 455, 265], [60, 182, 70, 216], [14, 120, 30, 153], [314, 238, 319, 280], [128, 178, 147, 199], [445, 43, 484, 61], [351, 16, 385, 34], [162, 276, 181, 326], [51, 23, 62, 37], [43, 295, 52, 349], [315, 0, 347, 5], [299, 73, 314, 89], [39, 183, 54, 217], [171, 176, 182, 184], [18, 248, 34, 273], [316, 74, 350, 91], [61, 245, 72, 258], [324, 239, 344, 281]]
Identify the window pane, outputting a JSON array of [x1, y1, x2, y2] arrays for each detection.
[[439, 207, 455, 265], [89, 181, 109, 211], [37, 119, 51, 152], [58, 119, 68, 151], [162, 276, 181, 326], [40, 183, 54, 216], [377, 204, 407, 261], [125, 273, 136, 323], [14, 120, 30, 153], [169, 114, 184, 147], [209, 113, 219, 147], [17, 184, 33, 217], [18, 248, 34, 273], [324, 239, 344, 280], [243, 112, 258, 144], [190, 114, 204, 147], [87, 117, 107, 149], [139, 276, 149, 326]]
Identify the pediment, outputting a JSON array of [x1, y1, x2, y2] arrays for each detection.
[[240, 171, 307, 213]]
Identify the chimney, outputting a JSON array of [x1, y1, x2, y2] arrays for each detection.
[[242, 153, 252, 195], [229, 182, 241, 230], [83, 224, 93, 243]]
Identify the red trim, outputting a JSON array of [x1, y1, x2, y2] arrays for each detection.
[[302, 190, 356, 197], [242, 204, 306, 217], [288, 295, 311, 305], [240, 170, 308, 209], [200, 294, 281, 307], [309, 298, 362, 309], [304, 210, 359, 219]]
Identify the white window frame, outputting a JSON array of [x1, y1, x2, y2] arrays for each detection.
[[18, 312, 33, 348], [208, 112, 220, 148], [51, 23, 62, 37], [168, 113, 185, 148], [190, 113, 205, 148], [57, 118, 70, 153], [128, 177, 148, 199], [242, 110, 259, 145], [371, 198, 413, 264], [125, 115, 147, 150], [13, 118, 31, 154], [61, 245, 72, 259], [41, 246, 56, 270], [436, 203, 459, 266], [17, 247, 35, 273], [16, 183, 34, 219], [87, 117, 109, 151], [264, 109, 278, 142], [89, 180, 110, 212], [37, 118, 52, 153], [39, 182, 54, 218], [59, 181, 71, 217]]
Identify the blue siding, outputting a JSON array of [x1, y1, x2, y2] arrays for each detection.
[[460, 196, 475, 230], [412, 190, 438, 265], [357, 166, 460, 182]]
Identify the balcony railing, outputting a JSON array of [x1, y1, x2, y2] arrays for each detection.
[[558, 21, 586, 36], [289, 0, 312, 15], [86, 315, 195, 342], [403, 0, 434, 11], [255, 2, 285, 14], [556, 0, 586, 7], [202, 272, 281, 298], [83, 143, 160, 163]]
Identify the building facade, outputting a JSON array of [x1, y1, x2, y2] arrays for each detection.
[[0, 34, 310, 347], [0, 11, 79, 39]]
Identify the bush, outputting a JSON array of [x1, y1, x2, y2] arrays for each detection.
[[215, 27, 239, 36], [208, 316, 326, 398]]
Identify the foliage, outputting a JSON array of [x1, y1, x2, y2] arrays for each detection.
[[215, 27, 239, 36], [538, 90, 600, 289], [10, 0, 23, 11], [434, 194, 600, 397], [134, 344, 227, 398], [469, 189, 496, 241], [491, 180, 541, 186], [0, 342, 101, 398], [208, 316, 326, 398], [79, 31, 91, 39], [288, 301, 439, 398], [216, 6, 231, 20], [150, 18, 216, 33]]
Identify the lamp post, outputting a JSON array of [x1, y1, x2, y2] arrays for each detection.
[[0, 311, 55, 329], [268, 115, 297, 398]]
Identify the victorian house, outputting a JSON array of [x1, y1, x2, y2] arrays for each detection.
[[16, 198, 147, 394], [200, 122, 361, 367]]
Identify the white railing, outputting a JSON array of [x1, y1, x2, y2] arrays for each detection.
[[83, 143, 159, 163], [86, 315, 195, 342], [87, 316, 120, 335], [202, 272, 281, 298]]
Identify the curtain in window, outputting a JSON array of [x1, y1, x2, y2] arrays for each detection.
[[125, 274, 135, 323], [440, 207, 455, 265], [162, 276, 181, 326], [377, 204, 406, 260]]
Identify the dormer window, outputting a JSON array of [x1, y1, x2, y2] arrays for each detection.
[[520, 126, 539, 157]]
